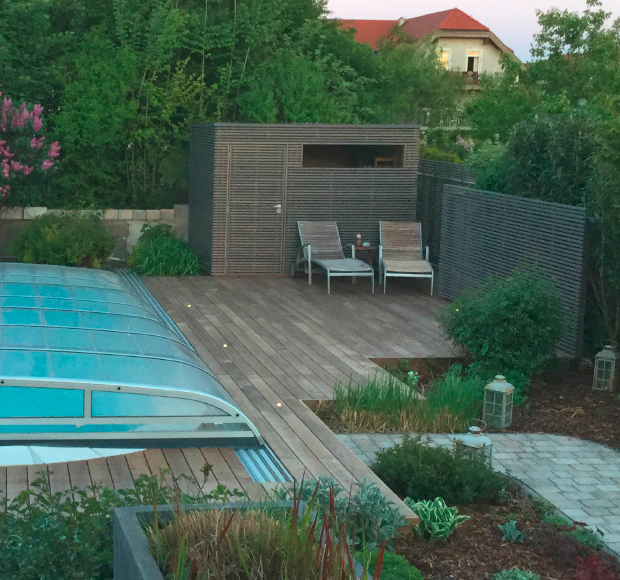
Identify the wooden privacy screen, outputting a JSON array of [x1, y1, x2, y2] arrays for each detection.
[[188, 124, 420, 275], [438, 185, 587, 356], [416, 159, 475, 266]]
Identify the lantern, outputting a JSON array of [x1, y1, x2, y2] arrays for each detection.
[[483, 375, 514, 429], [593, 345, 617, 392], [453, 423, 492, 461]]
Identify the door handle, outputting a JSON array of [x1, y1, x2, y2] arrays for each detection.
[[273, 204, 282, 214]]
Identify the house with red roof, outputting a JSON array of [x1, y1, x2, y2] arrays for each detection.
[[341, 9, 520, 79]]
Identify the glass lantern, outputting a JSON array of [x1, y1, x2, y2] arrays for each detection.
[[483, 375, 514, 429], [453, 424, 492, 461], [593, 345, 617, 392]]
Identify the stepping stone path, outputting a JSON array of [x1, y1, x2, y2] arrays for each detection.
[[338, 432, 620, 556]]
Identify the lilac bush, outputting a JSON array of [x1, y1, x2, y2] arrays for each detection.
[[0, 86, 60, 203]]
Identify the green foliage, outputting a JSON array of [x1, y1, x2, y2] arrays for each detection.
[[420, 146, 462, 163], [437, 268, 564, 377], [127, 225, 199, 275], [9, 212, 115, 268], [499, 520, 525, 543], [467, 364, 531, 406], [405, 496, 471, 540], [297, 477, 405, 550], [493, 570, 541, 580], [372, 435, 508, 505], [356, 549, 423, 580], [0, 467, 244, 580], [0, 0, 464, 208]]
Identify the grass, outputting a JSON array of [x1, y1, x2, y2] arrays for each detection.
[[333, 365, 485, 433], [147, 484, 386, 580]]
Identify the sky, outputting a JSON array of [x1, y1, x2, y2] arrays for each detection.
[[326, 0, 619, 62]]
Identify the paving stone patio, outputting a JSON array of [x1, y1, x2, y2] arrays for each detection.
[[338, 433, 620, 555]]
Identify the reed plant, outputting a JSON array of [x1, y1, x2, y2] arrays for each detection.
[[333, 365, 485, 433]]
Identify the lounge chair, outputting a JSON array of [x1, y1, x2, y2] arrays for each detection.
[[292, 221, 374, 294], [379, 221, 434, 294]]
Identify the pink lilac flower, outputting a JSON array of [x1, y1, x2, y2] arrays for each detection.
[[11, 103, 30, 129], [1, 159, 9, 178], [41, 159, 53, 171], [47, 141, 60, 158], [32, 116, 43, 131], [30, 137, 45, 149]]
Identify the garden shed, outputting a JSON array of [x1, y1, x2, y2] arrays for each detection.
[[188, 123, 420, 274]]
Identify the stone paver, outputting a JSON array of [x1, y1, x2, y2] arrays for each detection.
[[338, 432, 620, 556]]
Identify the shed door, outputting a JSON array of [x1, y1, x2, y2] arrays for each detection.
[[225, 144, 286, 274]]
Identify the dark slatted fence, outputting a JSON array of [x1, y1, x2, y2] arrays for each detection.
[[416, 160, 475, 267], [438, 185, 587, 356]]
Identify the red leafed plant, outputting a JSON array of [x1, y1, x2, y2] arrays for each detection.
[[575, 553, 620, 580]]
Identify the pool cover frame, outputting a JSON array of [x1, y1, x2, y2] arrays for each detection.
[[0, 263, 263, 448]]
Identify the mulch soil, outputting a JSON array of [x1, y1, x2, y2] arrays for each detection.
[[393, 490, 582, 580], [500, 360, 620, 450]]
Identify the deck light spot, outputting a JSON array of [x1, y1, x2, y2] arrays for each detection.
[[187, 304, 191, 308], [223, 343, 228, 348], [276, 402, 282, 407]]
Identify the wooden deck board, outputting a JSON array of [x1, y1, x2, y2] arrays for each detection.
[[4, 275, 449, 515]]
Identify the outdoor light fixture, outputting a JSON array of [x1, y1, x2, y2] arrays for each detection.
[[276, 402, 282, 407], [483, 375, 514, 429], [453, 422, 492, 461], [223, 343, 228, 348], [593, 345, 617, 392]]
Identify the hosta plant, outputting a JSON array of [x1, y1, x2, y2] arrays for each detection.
[[404, 496, 471, 540]]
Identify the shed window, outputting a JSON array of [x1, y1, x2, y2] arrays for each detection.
[[0, 386, 84, 418], [91, 391, 228, 417], [302, 145, 404, 168]]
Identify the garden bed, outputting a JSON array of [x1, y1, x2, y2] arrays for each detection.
[[393, 488, 617, 580], [502, 360, 620, 449]]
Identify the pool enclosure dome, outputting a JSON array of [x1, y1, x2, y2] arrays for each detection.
[[0, 263, 263, 448]]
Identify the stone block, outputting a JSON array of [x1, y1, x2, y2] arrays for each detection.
[[132, 209, 147, 220], [0, 207, 24, 219], [146, 209, 161, 221], [104, 209, 119, 220], [160, 208, 174, 221], [118, 209, 133, 220], [23, 207, 47, 219], [47, 209, 63, 216]]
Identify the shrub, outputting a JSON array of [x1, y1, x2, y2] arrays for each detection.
[[493, 570, 541, 580], [356, 549, 423, 580], [467, 363, 531, 406], [575, 553, 620, 580], [9, 212, 115, 268], [298, 477, 404, 550], [128, 224, 199, 276], [0, 467, 243, 580], [404, 496, 471, 540], [420, 145, 462, 163], [372, 435, 508, 505], [498, 520, 525, 543], [436, 267, 563, 377]]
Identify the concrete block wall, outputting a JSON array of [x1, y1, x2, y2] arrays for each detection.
[[0, 205, 189, 260]]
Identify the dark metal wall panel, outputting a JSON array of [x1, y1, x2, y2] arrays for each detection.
[[190, 123, 420, 274], [188, 125, 215, 268], [416, 160, 475, 266], [438, 185, 587, 356]]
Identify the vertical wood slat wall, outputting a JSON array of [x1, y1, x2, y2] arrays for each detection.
[[189, 124, 420, 275], [416, 160, 475, 267], [438, 185, 587, 356]]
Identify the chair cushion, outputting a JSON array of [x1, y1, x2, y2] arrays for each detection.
[[313, 258, 373, 273], [383, 259, 433, 274]]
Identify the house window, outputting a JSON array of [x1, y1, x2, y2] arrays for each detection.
[[467, 51, 481, 73], [439, 50, 451, 70], [302, 145, 404, 168]]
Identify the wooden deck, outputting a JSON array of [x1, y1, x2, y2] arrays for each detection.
[[0, 275, 451, 506]]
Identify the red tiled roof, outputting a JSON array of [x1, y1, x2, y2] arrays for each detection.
[[340, 19, 398, 49], [401, 8, 489, 38], [340, 9, 491, 49]]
